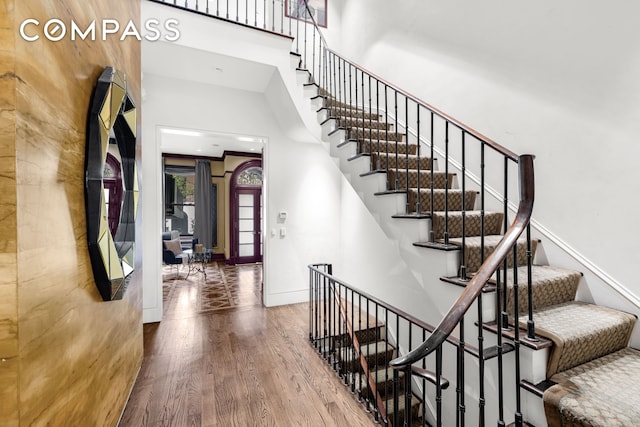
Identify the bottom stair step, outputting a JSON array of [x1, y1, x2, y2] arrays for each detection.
[[522, 301, 636, 377], [544, 347, 640, 426]]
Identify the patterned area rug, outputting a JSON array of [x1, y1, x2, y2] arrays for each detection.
[[163, 262, 262, 313]]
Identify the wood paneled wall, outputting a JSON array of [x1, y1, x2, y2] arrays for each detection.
[[0, 0, 19, 422], [1, 0, 143, 425]]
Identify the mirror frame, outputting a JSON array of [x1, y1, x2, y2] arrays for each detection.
[[85, 67, 138, 301]]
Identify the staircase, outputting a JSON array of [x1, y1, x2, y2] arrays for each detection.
[[148, 1, 640, 425], [307, 82, 640, 425]]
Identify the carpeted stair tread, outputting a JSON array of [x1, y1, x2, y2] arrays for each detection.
[[503, 265, 582, 316], [339, 340, 395, 371], [371, 152, 433, 170], [333, 116, 392, 130], [520, 301, 636, 377], [328, 107, 381, 121], [445, 234, 537, 273], [349, 127, 405, 142], [543, 347, 640, 426], [358, 139, 417, 155], [431, 210, 503, 240], [358, 366, 406, 399], [383, 393, 421, 422], [388, 169, 455, 191], [407, 189, 477, 214]]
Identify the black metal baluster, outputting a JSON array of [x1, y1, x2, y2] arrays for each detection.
[[429, 112, 435, 236], [422, 328, 427, 427], [477, 291, 486, 427], [368, 75, 375, 170], [216, 0, 219, 16], [496, 266, 506, 427], [460, 131, 467, 279], [331, 279, 337, 371], [406, 321, 413, 427], [358, 293, 363, 399], [393, 368, 400, 427], [271, 0, 275, 30], [303, 5, 308, 69], [384, 85, 389, 183], [373, 302, 380, 422], [501, 158, 510, 330], [348, 64, 353, 122], [280, 0, 283, 33], [512, 245, 523, 427], [226, 0, 229, 18], [460, 317, 466, 426], [350, 289, 356, 392], [436, 346, 443, 427], [526, 224, 537, 341], [387, 309, 394, 425], [416, 105, 422, 214], [393, 91, 399, 190], [375, 80, 380, 167], [312, 26, 316, 81], [404, 97, 409, 211], [366, 297, 372, 413], [323, 269, 329, 358], [295, 4, 299, 51], [444, 121, 450, 245], [308, 268, 312, 342], [342, 284, 348, 384]]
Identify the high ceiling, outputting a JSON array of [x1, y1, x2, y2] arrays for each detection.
[[142, 40, 273, 157]]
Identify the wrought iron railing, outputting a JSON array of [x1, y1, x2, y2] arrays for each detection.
[[309, 263, 453, 426], [150, 1, 538, 424]]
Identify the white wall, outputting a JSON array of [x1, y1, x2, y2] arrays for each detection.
[[142, 72, 343, 313], [326, 0, 640, 312]]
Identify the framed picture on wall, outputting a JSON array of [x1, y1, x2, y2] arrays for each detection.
[[286, 0, 327, 28]]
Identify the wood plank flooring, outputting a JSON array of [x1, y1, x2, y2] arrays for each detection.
[[120, 263, 375, 426]]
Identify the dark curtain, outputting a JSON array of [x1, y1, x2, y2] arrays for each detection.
[[194, 160, 214, 249]]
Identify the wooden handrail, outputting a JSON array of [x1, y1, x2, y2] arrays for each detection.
[[324, 48, 519, 162], [307, 265, 489, 357], [389, 154, 535, 368]]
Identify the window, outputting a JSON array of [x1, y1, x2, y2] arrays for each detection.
[[237, 166, 262, 186], [164, 166, 195, 235]]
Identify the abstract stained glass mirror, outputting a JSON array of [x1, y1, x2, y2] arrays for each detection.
[[85, 67, 138, 301]]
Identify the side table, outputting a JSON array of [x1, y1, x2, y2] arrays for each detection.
[[185, 249, 212, 280]]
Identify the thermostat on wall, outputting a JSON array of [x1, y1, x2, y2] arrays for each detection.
[[278, 211, 287, 220]]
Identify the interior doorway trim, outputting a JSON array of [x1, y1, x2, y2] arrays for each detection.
[[229, 159, 263, 264]]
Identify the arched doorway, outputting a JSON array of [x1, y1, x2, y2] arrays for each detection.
[[229, 160, 263, 264]]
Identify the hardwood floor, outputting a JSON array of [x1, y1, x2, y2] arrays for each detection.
[[120, 262, 375, 426]]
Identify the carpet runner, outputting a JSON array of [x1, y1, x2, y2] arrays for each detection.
[[320, 93, 638, 426]]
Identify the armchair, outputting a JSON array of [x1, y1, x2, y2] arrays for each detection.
[[162, 231, 186, 277]]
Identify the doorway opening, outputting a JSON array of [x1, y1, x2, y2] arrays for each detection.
[[229, 159, 263, 264]]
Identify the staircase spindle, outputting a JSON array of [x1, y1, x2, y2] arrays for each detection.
[[512, 244, 523, 426], [303, 7, 307, 69], [429, 112, 435, 234], [460, 131, 467, 279], [444, 121, 450, 245], [496, 268, 506, 426], [404, 97, 410, 211], [501, 158, 510, 331], [416, 104, 422, 214], [477, 292, 486, 427], [526, 225, 537, 341], [394, 91, 399, 190]]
